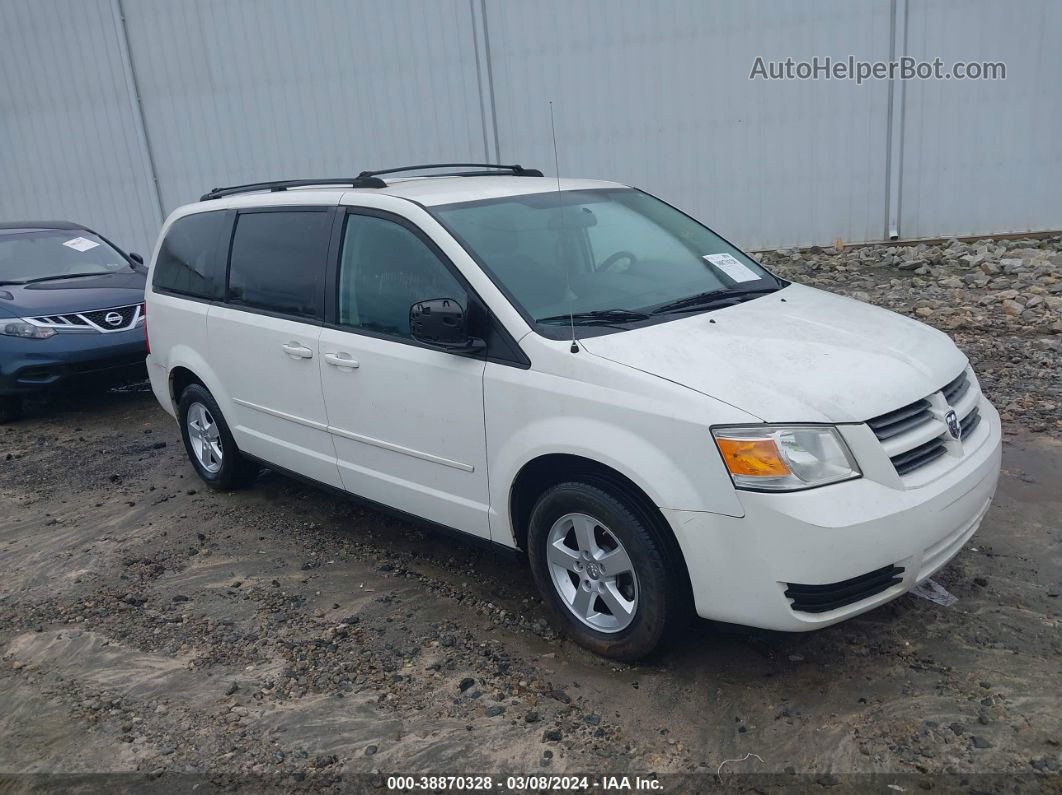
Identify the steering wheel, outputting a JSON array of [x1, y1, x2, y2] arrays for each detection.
[[598, 250, 637, 273]]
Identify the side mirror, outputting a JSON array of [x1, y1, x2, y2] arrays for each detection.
[[410, 298, 484, 353], [129, 252, 145, 265]]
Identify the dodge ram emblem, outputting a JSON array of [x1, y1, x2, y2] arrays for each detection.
[[104, 311, 123, 326], [945, 409, 961, 440]]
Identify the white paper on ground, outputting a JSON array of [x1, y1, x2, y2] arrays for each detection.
[[911, 579, 957, 607], [703, 252, 760, 283], [62, 237, 99, 252]]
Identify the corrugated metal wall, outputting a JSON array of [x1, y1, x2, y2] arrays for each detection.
[[898, 0, 1062, 239], [2, 0, 1059, 254], [483, 0, 894, 249], [0, 0, 162, 252]]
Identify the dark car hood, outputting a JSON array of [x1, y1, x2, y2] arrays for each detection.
[[0, 271, 146, 317]]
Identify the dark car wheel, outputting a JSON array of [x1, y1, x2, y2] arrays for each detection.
[[0, 395, 22, 424], [527, 481, 688, 661], [177, 384, 258, 490]]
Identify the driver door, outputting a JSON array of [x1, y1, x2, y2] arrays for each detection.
[[317, 209, 491, 538]]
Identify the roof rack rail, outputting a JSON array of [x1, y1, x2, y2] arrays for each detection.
[[351, 163, 543, 188], [200, 163, 543, 201], [200, 178, 365, 201]]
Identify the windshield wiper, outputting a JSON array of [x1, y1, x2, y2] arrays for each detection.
[[536, 308, 651, 326], [649, 285, 781, 315], [10, 273, 108, 285]]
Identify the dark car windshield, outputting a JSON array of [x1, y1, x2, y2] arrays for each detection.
[[0, 229, 130, 284], [432, 188, 780, 326]]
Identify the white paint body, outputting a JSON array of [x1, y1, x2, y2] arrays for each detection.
[[145, 177, 1001, 632]]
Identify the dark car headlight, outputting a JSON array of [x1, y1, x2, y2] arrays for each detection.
[[1, 320, 56, 339]]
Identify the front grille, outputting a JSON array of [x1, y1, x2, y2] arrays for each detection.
[[960, 406, 981, 440], [33, 314, 90, 327], [81, 305, 140, 329], [867, 366, 984, 478], [28, 303, 143, 333], [891, 437, 947, 475], [866, 398, 934, 440], [785, 564, 905, 613], [941, 371, 971, 405]]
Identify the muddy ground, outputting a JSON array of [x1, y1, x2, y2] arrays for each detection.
[[0, 384, 1058, 793]]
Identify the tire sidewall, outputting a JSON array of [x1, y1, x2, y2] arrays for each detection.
[[527, 482, 672, 661], [177, 385, 243, 489]]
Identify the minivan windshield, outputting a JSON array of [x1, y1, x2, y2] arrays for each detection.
[[432, 188, 781, 328], [0, 229, 131, 285]]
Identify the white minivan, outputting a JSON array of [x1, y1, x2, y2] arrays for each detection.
[[145, 164, 1002, 660]]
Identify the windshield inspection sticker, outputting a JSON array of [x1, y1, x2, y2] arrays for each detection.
[[703, 252, 760, 283], [62, 236, 99, 252]]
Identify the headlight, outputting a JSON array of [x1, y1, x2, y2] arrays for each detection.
[[712, 425, 860, 491], [1, 320, 55, 339]]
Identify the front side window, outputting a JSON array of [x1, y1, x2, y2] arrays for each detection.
[[0, 228, 131, 285], [227, 210, 329, 318], [337, 213, 466, 339], [153, 211, 226, 299], [432, 188, 780, 327]]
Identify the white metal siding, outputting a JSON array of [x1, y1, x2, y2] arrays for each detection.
[[0, 0, 161, 254], [898, 0, 1062, 238], [1, 0, 1059, 254], [483, 0, 894, 249], [120, 0, 488, 218]]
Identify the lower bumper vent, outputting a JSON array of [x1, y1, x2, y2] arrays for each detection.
[[785, 564, 905, 613]]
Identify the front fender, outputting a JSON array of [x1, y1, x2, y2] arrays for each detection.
[[485, 361, 750, 546]]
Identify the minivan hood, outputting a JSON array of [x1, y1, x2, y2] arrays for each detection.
[[579, 283, 967, 423], [0, 271, 146, 316]]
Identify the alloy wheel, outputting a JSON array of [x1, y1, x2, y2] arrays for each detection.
[[186, 401, 223, 474], [545, 512, 638, 633]]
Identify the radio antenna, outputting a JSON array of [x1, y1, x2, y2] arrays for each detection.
[[549, 101, 579, 354]]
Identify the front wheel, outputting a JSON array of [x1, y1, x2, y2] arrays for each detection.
[[177, 384, 259, 490], [527, 481, 688, 661]]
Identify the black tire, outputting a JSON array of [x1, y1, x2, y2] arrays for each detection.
[[177, 383, 259, 490], [0, 395, 22, 424], [527, 481, 689, 661]]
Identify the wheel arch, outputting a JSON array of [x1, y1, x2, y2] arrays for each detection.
[[161, 345, 230, 416], [169, 365, 206, 408], [509, 453, 694, 602]]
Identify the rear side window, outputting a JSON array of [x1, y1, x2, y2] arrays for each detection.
[[227, 210, 330, 319], [153, 211, 226, 299]]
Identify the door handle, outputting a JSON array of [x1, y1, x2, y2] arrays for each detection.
[[323, 352, 359, 369], [281, 342, 313, 359]]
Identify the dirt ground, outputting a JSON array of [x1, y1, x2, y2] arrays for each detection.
[[0, 384, 1059, 793]]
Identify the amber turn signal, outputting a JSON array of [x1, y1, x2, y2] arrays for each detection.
[[715, 437, 792, 477]]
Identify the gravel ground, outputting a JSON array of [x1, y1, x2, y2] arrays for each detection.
[[0, 236, 1059, 793]]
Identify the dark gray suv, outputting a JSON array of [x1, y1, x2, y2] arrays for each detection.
[[0, 221, 148, 422]]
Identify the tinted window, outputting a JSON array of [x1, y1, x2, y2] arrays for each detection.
[[152, 211, 225, 298], [337, 214, 466, 339], [227, 211, 329, 318]]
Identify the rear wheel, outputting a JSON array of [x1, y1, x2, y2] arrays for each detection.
[[527, 481, 687, 661], [0, 395, 22, 424], [177, 384, 258, 490]]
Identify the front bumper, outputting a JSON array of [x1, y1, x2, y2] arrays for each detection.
[[0, 327, 147, 395], [665, 398, 1002, 631]]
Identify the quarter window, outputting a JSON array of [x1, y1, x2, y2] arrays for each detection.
[[337, 214, 466, 339], [227, 210, 329, 318], [153, 211, 226, 299]]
